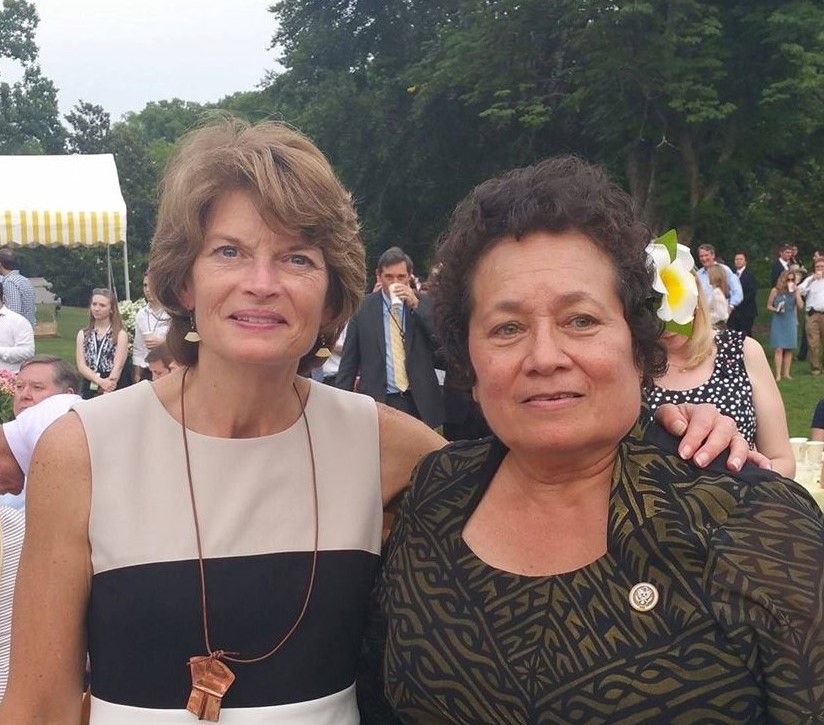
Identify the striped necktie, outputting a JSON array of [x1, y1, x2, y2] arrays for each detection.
[[389, 306, 409, 392]]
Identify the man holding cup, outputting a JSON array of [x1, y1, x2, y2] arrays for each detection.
[[798, 257, 824, 374], [336, 246, 444, 427]]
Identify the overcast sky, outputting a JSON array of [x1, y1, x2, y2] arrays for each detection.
[[0, 0, 277, 120]]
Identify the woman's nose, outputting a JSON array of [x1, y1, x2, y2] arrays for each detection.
[[524, 326, 570, 372]]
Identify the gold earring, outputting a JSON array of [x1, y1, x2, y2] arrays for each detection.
[[184, 311, 201, 343], [315, 334, 331, 358]]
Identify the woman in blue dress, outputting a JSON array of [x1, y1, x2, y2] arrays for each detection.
[[768, 269, 803, 380]]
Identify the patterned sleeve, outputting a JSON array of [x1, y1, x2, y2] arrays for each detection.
[[1, 278, 22, 317], [705, 479, 824, 723]]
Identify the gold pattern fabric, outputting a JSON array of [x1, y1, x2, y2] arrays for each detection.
[[389, 307, 409, 392], [371, 422, 824, 725]]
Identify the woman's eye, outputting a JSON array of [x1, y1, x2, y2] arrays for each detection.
[[493, 322, 520, 337], [569, 315, 596, 330], [215, 246, 239, 258]]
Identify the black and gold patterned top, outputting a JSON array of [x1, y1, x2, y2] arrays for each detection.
[[372, 421, 824, 725]]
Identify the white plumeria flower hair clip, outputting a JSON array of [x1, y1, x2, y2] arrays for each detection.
[[645, 229, 698, 336]]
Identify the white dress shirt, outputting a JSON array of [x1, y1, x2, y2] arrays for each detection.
[[132, 305, 171, 368], [0, 305, 34, 372], [799, 273, 824, 312]]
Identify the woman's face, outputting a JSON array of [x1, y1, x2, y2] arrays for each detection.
[[468, 231, 642, 459], [143, 276, 156, 305], [179, 188, 330, 370], [90, 294, 112, 321]]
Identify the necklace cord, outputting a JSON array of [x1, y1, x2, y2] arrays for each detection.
[[180, 366, 319, 665]]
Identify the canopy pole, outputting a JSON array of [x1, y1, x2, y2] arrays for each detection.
[[122, 239, 131, 301]]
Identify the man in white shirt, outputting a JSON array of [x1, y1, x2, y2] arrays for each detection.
[[0, 281, 34, 373], [0, 356, 81, 510], [799, 258, 824, 375]]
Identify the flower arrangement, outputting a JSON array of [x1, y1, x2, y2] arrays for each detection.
[[118, 298, 147, 343], [646, 229, 698, 336], [0, 368, 17, 423]]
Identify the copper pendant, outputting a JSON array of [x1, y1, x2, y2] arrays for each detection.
[[187, 654, 236, 721]]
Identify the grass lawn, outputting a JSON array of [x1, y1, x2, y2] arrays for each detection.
[[38, 303, 822, 437], [34, 306, 88, 363]]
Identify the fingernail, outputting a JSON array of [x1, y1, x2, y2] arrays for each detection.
[[673, 421, 687, 436], [695, 453, 708, 467], [680, 445, 693, 459], [728, 457, 742, 471]]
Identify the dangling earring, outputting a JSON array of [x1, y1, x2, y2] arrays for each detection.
[[315, 334, 331, 358], [184, 311, 201, 343]]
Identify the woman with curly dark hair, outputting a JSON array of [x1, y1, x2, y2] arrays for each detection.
[[373, 156, 824, 724]]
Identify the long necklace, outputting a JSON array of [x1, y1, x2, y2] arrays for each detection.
[[180, 367, 319, 721]]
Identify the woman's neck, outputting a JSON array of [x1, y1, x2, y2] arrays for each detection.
[[93, 319, 111, 332], [170, 356, 307, 439]]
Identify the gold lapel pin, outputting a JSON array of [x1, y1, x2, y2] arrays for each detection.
[[629, 582, 659, 612]]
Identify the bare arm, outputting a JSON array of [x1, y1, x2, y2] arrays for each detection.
[[742, 337, 795, 478], [103, 330, 129, 393], [0, 428, 24, 496], [766, 287, 778, 312], [75, 330, 101, 388], [0, 414, 92, 723], [378, 404, 445, 505]]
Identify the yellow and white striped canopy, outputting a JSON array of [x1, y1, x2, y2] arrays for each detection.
[[0, 154, 127, 247]]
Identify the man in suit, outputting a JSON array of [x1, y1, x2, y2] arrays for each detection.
[[336, 246, 444, 428], [727, 252, 757, 337], [770, 244, 794, 288]]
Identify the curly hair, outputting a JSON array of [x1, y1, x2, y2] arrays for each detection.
[[432, 156, 666, 388], [149, 115, 365, 370]]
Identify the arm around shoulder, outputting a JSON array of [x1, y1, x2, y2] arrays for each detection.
[[0, 413, 92, 723], [378, 403, 444, 506]]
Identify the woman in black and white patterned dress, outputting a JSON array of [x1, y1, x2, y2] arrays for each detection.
[[646, 291, 794, 477]]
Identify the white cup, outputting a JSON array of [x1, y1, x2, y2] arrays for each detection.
[[806, 441, 824, 466], [389, 283, 404, 308], [789, 437, 809, 464]]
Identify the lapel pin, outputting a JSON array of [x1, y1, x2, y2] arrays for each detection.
[[629, 582, 659, 612]]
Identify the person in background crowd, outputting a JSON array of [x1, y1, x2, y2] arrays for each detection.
[[336, 246, 444, 428], [770, 243, 795, 287], [1, 118, 758, 725], [727, 252, 757, 337], [12, 355, 80, 416], [320, 323, 346, 385], [798, 257, 824, 375], [811, 396, 824, 441], [75, 287, 129, 398], [132, 272, 172, 382], [768, 269, 802, 382], [0, 282, 34, 374], [369, 156, 822, 724], [144, 342, 178, 380], [649, 285, 794, 477], [0, 248, 36, 328], [706, 264, 730, 329], [695, 243, 742, 314], [0, 355, 81, 512]]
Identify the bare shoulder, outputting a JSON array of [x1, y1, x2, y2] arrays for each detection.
[[377, 403, 445, 505], [742, 336, 770, 367], [27, 411, 91, 526]]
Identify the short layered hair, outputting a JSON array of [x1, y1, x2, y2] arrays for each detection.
[[432, 155, 666, 388], [19, 354, 81, 392], [150, 116, 366, 369]]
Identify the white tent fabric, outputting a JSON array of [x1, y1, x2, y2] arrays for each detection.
[[0, 154, 130, 298]]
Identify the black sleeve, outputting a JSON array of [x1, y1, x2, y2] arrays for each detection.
[[335, 312, 361, 391]]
